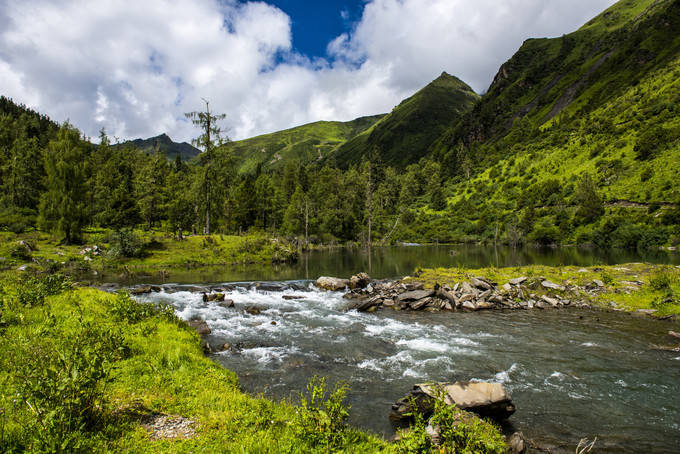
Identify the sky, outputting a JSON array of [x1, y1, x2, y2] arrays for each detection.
[[0, 0, 618, 144]]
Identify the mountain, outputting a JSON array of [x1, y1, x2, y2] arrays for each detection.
[[223, 114, 384, 174], [330, 72, 479, 168], [122, 133, 201, 161], [418, 0, 680, 246]]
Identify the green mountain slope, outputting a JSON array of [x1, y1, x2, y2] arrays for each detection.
[[122, 133, 200, 161], [223, 115, 384, 174], [331, 72, 480, 168], [415, 0, 680, 246]]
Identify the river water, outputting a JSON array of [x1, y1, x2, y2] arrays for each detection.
[[129, 246, 680, 452]]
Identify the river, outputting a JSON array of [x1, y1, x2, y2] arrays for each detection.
[[129, 245, 680, 453]]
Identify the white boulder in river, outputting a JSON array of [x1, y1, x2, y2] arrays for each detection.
[[390, 381, 516, 422], [315, 276, 350, 291]]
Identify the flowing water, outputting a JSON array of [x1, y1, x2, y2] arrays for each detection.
[[136, 281, 680, 453]]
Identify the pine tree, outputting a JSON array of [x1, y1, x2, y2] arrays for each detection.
[[185, 99, 229, 234], [39, 124, 88, 244]]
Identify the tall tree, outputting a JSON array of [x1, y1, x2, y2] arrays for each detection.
[[185, 99, 228, 234], [39, 124, 88, 244]]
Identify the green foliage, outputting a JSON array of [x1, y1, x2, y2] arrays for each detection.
[[6, 319, 124, 453], [392, 392, 506, 454], [106, 228, 144, 258], [11, 274, 72, 308], [293, 376, 355, 451], [108, 291, 176, 324]]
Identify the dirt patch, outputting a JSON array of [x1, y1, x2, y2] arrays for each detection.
[[143, 414, 197, 441]]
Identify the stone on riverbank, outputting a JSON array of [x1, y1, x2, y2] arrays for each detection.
[[187, 319, 211, 335], [350, 272, 371, 289], [390, 381, 515, 423], [316, 276, 350, 291]]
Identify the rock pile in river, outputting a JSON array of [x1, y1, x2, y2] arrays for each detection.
[[329, 273, 597, 313]]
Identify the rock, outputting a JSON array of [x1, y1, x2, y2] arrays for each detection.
[[83, 256, 92, 261], [17, 265, 28, 271], [219, 299, 235, 308], [509, 277, 527, 285], [397, 289, 435, 302], [366, 284, 374, 294], [246, 306, 262, 315], [508, 432, 526, 454], [316, 276, 350, 291], [502, 283, 512, 291], [404, 282, 425, 291], [462, 301, 478, 311], [131, 286, 152, 295], [390, 381, 515, 423], [150, 286, 162, 292], [476, 301, 495, 310], [409, 297, 431, 311], [426, 420, 441, 447], [349, 272, 371, 289], [593, 279, 605, 287], [535, 301, 546, 309], [187, 320, 211, 335], [470, 277, 492, 290], [436, 288, 458, 305], [282, 295, 304, 300], [255, 282, 288, 292], [356, 297, 382, 312], [541, 280, 565, 291], [458, 293, 475, 303], [460, 281, 476, 295], [541, 295, 559, 307], [669, 331, 680, 341]]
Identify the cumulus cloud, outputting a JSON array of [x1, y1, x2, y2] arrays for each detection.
[[0, 0, 616, 143]]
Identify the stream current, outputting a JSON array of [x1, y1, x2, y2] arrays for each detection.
[[136, 281, 680, 453]]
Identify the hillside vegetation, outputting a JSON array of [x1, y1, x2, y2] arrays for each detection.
[[224, 115, 384, 174], [331, 72, 480, 167]]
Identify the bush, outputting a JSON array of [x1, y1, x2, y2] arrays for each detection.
[[394, 392, 506, 454], [649, 268, 673, 293], [14, 274, 72, 308], [107, 229, 144, 258], [5, 318, 125, 453], [109, 291, 176, 324], [293, 376, 356, 450]]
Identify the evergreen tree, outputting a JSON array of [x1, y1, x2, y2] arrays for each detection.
[[573, 173, 604, 224], [39, 124, 88, 244], [185, 99, 229, 234]]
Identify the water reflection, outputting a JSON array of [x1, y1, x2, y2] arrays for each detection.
[[98, 244, 680, 285]]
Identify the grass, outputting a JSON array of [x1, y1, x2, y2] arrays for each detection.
[[0, 229, 298, 277], [408, 263, 680, 316]]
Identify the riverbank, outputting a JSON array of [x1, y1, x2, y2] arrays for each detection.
[[0, 229, 298, 278], [329, 263, 680, 318], [0, 274, 509, 453]]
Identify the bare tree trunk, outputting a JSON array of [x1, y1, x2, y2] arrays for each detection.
[[304, 197, 309, 250]]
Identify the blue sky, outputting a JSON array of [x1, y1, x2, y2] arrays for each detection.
[[267, 0, 364, 60], [0, 0, 617, 142]]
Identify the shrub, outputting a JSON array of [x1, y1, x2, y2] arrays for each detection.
[[14, 274, 72, 308], [107, 229, 144, 258], [109, 291, 176, 324], [649, 268, 673, 293], [293, 376, 355, 450], [393, 392, 506, 454], [5, 318, 125, 453]]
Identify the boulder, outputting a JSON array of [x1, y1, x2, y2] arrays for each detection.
[[507, 432, 527, 454], [131, 286, 152, 295], [462, 301, 478, 311], [246, 306, 262, 315], [390, 381, 515, 423], [316, 276, 350, 291], [541, 295, 559, 307], [282, 295, 304, 300], [219, 299, 235, 308], [509, 277, 527, 285], [397, 289, 435, 302], [349, 272, 371, 289], [470, 277, 493, 290], [541, 280, 565, 291], [187, 320, 211, 335], [409, 297, 432, 311], [669, 331, 680, 340], [592, 279, 605, 288]]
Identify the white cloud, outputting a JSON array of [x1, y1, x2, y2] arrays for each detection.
[[0, 0, 617, 143]]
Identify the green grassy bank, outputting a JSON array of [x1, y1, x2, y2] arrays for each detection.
[[0, 274, 505, 453], [0, 229, 298, 278], [410, 263, 680, 317]]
